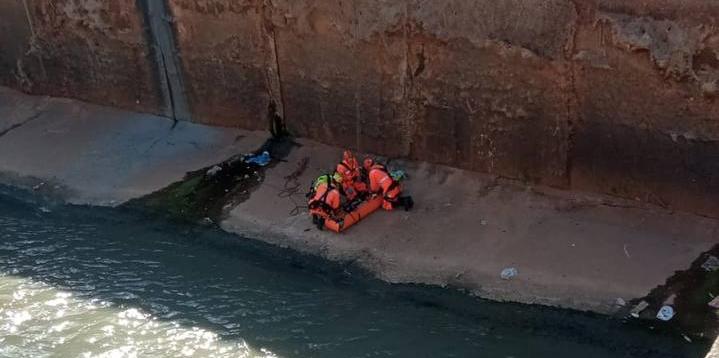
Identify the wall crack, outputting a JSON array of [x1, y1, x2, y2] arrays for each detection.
[[0, 100, 50, 139], [564, 0, 582, 189], [261, 0, 287, 137]]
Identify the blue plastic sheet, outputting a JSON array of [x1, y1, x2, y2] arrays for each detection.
[[244, 151, 271, 166]]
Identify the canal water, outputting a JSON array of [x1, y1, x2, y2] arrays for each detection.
[[0, 185, 710, 357]]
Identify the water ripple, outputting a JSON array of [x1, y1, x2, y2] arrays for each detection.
[[0, 191, 708, 358]]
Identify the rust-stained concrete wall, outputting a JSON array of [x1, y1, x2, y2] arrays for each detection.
[[168, 0, 575, 184], [1, 0, 718, 217], [0, 0, 162, 114], [404, 0, 575, 185], [571, 0, 719, 216], [0, 1, 32, 89], [167, 0, 272, 129], [268, 0, 409, 158]]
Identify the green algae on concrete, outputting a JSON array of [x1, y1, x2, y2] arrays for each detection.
[[132, 157, 262, 221], [627, 245, 719, 340], [127, 137, 298, 223]]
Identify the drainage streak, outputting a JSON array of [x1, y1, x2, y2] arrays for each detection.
[[137, 0, 191, 121]]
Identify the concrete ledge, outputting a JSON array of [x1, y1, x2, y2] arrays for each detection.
[[222, 138, 719, 313], [707, 338, 719, 358], [0, 87, 264, 205], [1, 87, 717, 317]]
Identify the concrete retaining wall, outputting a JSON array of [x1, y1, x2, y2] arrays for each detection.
[[1, 0, 718, 216], [0, 0, 162, 114], [571, 1, 719, 216]]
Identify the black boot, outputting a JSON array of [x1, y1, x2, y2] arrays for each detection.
[[401, 196, 414, 211]]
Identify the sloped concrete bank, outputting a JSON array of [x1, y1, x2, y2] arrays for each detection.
[[1, 88, 718, 341], [2, 1, 719, 217], [0, 86, 262, 205]]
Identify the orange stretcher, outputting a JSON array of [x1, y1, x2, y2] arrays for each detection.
[[322, 195, 384, 233]]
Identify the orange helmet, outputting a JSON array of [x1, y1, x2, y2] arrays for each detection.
[[363, 157, 374, 171], [342, 150, 358, 170]]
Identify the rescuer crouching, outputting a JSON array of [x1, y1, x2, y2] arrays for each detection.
[[307, 150, 413, 233], [363, 157, 414, 211], [335, 150, 368, 202], [307, 173, 342, 230]]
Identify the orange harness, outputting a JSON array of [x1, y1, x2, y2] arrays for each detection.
[[370, 164, 400, 201], [308, 180, 339, 220]]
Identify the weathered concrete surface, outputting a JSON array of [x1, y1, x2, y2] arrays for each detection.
[[158, 0, 719, 216], [1, 0, 719, 217], [707, 339, 719, 358], [1, 88, 717, 316], [138, 0, 192, 120], [268, 0, 409, 158], [0, 0, 162, 114], [0, 87, 51, 135], [571, 1, 719, 216], [0, 1, 32, 89], [167, 0, 273, 129], [0, 86, 263, 205], [264, 0, 575, 184], [222, 137, 719, 313], [404, 0, 575, 185]]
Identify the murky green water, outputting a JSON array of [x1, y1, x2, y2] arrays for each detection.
[[0, 186, 710, 357]]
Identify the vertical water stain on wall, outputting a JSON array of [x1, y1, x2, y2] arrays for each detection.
[[137, 0, 191, 121]]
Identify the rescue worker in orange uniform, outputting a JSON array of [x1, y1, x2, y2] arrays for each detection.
[[307, 173, 342, 229], [335, 150, 368, 201], [363, 158, 414, 211]]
